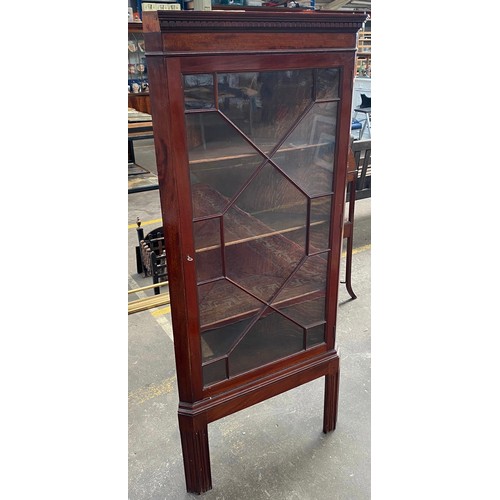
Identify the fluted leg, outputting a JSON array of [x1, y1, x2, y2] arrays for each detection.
[[323, 361, 340, 433], [178, 412, 212, 494]]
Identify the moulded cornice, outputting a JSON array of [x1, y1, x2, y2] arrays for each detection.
[[154, 10, 368, 33]]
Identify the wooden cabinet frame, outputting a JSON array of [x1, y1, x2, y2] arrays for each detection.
[[143, 9, 367, 494]]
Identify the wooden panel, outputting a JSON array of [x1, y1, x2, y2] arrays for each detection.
[[179, 51, 352, 74], [164, 32, 356, 55], [128, 21, 143, 33], [128, 93, 151, 114], [179, 351, 337, 421], [143, 10, 366, 58]]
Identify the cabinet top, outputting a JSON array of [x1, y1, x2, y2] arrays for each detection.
[[143, 9, 368, 34]]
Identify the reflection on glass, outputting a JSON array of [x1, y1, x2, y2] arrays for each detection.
[[229, 308, 304, 376], [229, 162, 308, 248], [184, 74, 214, 110], [186, 112, 265, 218], [202, 358, 226, 386], [316, 68, 340, 100], [309, 196, 332, 253], [202, 317, 255, 363], [184, 68, 339, 381], [272, 253, 328, 306], [194, 218, 223, 283], [218, 70, 313, 151], [272, 102, 337, 196], [224, 164, 307, 303], [276, 296, 326, 328], [198, 279, 263, 331], [306, 324, 326, 348]]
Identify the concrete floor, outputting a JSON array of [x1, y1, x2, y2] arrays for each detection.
[[351, 77, 371, 141], [128, 140, 371, 499]]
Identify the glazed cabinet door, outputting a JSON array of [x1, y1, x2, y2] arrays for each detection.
[[179, 59, 344, 390]]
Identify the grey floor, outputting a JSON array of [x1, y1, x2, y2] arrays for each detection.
[[128, 139, 371, 499]]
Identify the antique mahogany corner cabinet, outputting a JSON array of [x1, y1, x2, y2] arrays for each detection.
[[143, 8, 367, 494]]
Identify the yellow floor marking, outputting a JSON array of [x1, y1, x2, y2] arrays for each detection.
[[128, 243, 370, 404], [151, 305, 171, 317], [343, 243, 371, 257], [147, 244, 370, 319], [130, 241, 370, 324], [128, 276, 174, 342], [128, 217, 162, 230], [129, 375, 176, 406]]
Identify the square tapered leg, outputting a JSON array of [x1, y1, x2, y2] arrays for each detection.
[[323, 359, 340, 433], [178, 412, 212, 494]]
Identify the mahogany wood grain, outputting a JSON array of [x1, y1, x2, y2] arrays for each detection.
[[164, 32, 355, 55], [181, 352, 339, 424], [179, 51, 353, 74], [178, 412, 212, 493], [143, 9, 367, 494], [128, 93, 151, 115]]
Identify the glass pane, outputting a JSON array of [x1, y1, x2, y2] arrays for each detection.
[[309, 196, 332, 253], [272, 102, 337, 196], [197, 279, 263, 331], [272, 253, 328, 306], [193, 218, 223, 283], [229, 162, 308, 247], [202, 358, 227, 386], [229, 308, 304, 376], [184, 74, 214, 110], [218, 70, 313, 152], [276, 295, 326, 328], [316, 68, 340, 100], [186, 112, 265, 218], [224, 164, 307, 303], [185, 67, 340, 382], [306, 324, 326, 348], [201, 317, 255, 362]]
